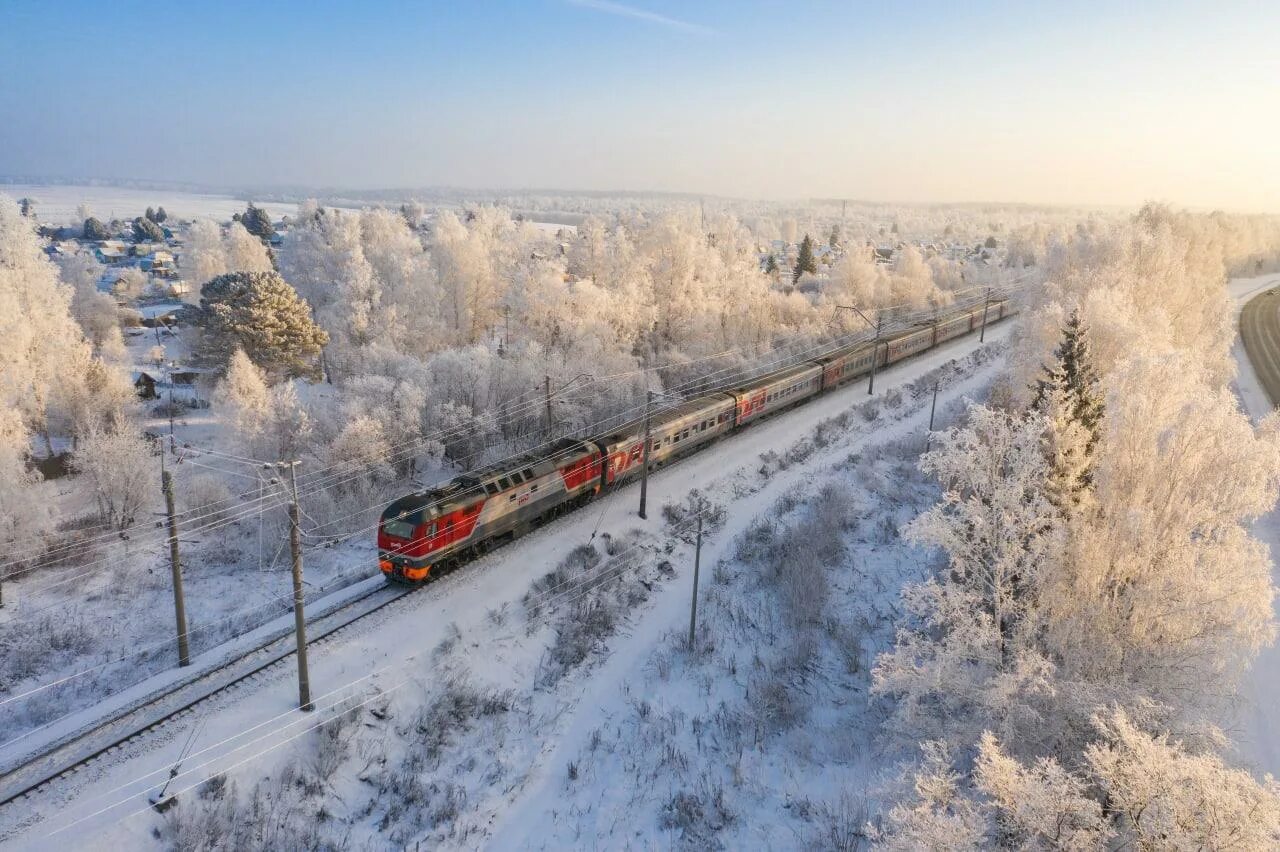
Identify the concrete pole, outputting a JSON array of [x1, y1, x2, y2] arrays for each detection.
[[979, 287, 992, 343], [162, 468, 190, 667], [925, 382, 939, 454], [639, 391, 653, 520], [868, 314, 884, 395], [283, 461, 313, 711], [544, 375, 554, 435], [688, 514, 703, 649]]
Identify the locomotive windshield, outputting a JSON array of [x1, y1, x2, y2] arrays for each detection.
[[382, 519, 417, 539]]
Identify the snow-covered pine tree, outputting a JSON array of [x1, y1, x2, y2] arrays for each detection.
[[1032, 309, 1103, 509], [199, 270, 329, 380], [793, 233, 818, 284]]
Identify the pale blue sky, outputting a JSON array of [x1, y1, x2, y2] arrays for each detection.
[[2, 1, 1277, 209]]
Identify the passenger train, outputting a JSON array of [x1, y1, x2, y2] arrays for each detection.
[[378, 299, 1009, 582]]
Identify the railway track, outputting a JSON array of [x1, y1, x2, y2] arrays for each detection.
[[0, 579, 416, 813]]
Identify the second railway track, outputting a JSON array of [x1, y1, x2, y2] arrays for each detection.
[[0, 579, 417, 815]]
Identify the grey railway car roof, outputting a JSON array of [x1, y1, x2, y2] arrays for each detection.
[[596, 393, 735, 450], [384, 437, 597, 519], [727, 361, 823, 394]]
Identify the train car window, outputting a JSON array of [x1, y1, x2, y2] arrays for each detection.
[[498, 477, 512, 490], [531, 484, 538, 492], [652, 440, 660, 451], [682, 429, 690, 439], [522, 469, 534, 480], [484, 483, 498, 495], [509, 493, 518, 501]]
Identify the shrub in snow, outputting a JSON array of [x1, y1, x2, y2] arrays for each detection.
[[180, 471, 234, 523], [71, 427, 155, 530]]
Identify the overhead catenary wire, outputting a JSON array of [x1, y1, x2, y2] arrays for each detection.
[[0, 285, 1024, 576], [8, 292, 1018, 606], [5, 290, 1023, 605]]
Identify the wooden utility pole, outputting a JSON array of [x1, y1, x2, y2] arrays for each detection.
[[281, 461, 313, 711], [639, 391, 653, 520], [979, 287, 992, 343], [162, 466, 190, 667], [868, 313, 885, 395], [687, 514, 703, 649]]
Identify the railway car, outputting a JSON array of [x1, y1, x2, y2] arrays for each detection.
[[728, 362, 823, 426], [596, 393, 736, 485], [379, 438, 603, 581]]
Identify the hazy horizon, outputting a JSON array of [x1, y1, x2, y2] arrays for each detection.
[[3, 0, 1278, 213]]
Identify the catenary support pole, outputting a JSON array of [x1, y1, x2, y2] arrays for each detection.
[[282, 461, 313, 711], [688, 514, 703, 649], [544, 375, 554, 434], [162, 467, 190, 667], [979, 287, 992, 343], [868, 314, 884, 395], [639, 391, 653, 520], [925, 382, 939, 453]]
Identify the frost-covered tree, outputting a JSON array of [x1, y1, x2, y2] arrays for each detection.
[[793, 234, 818, 283], [431, 400, 495, 468], [0, 409, 57, 580], [1043, 353, 1280, 715], [1085, 708, 1280, 850], [240, 203, 274, 240], [263, 382, 313, 462], [113, 266, 148, 298], [326, 415, 394, 493], [214, 348, 270, 444], [876, 742, 986, 851], [875, 405, 1061, 746], [57, 252, 125, 361], [224, 221, 273, 274], [83, 216, 109, 241], [154, 206, 168, 223], [72, 427, 154, 530], [0, 194, 104, 453], [1033, 309, 1103, 511], [133, 216, 164, 242], [184, 218, 228, 286], [199, 271, 328, 380], [973, 732, 1111, 849]]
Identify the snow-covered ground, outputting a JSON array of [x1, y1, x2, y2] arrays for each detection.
[[1226, 274, 1280, 776], [0, 322, 1013, 849], [2, 184, 577, 233], [1, 185, 300, 225]]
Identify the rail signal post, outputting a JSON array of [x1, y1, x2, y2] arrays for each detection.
[[161, 466, 191, 667], [279, 460, 313, 712]]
